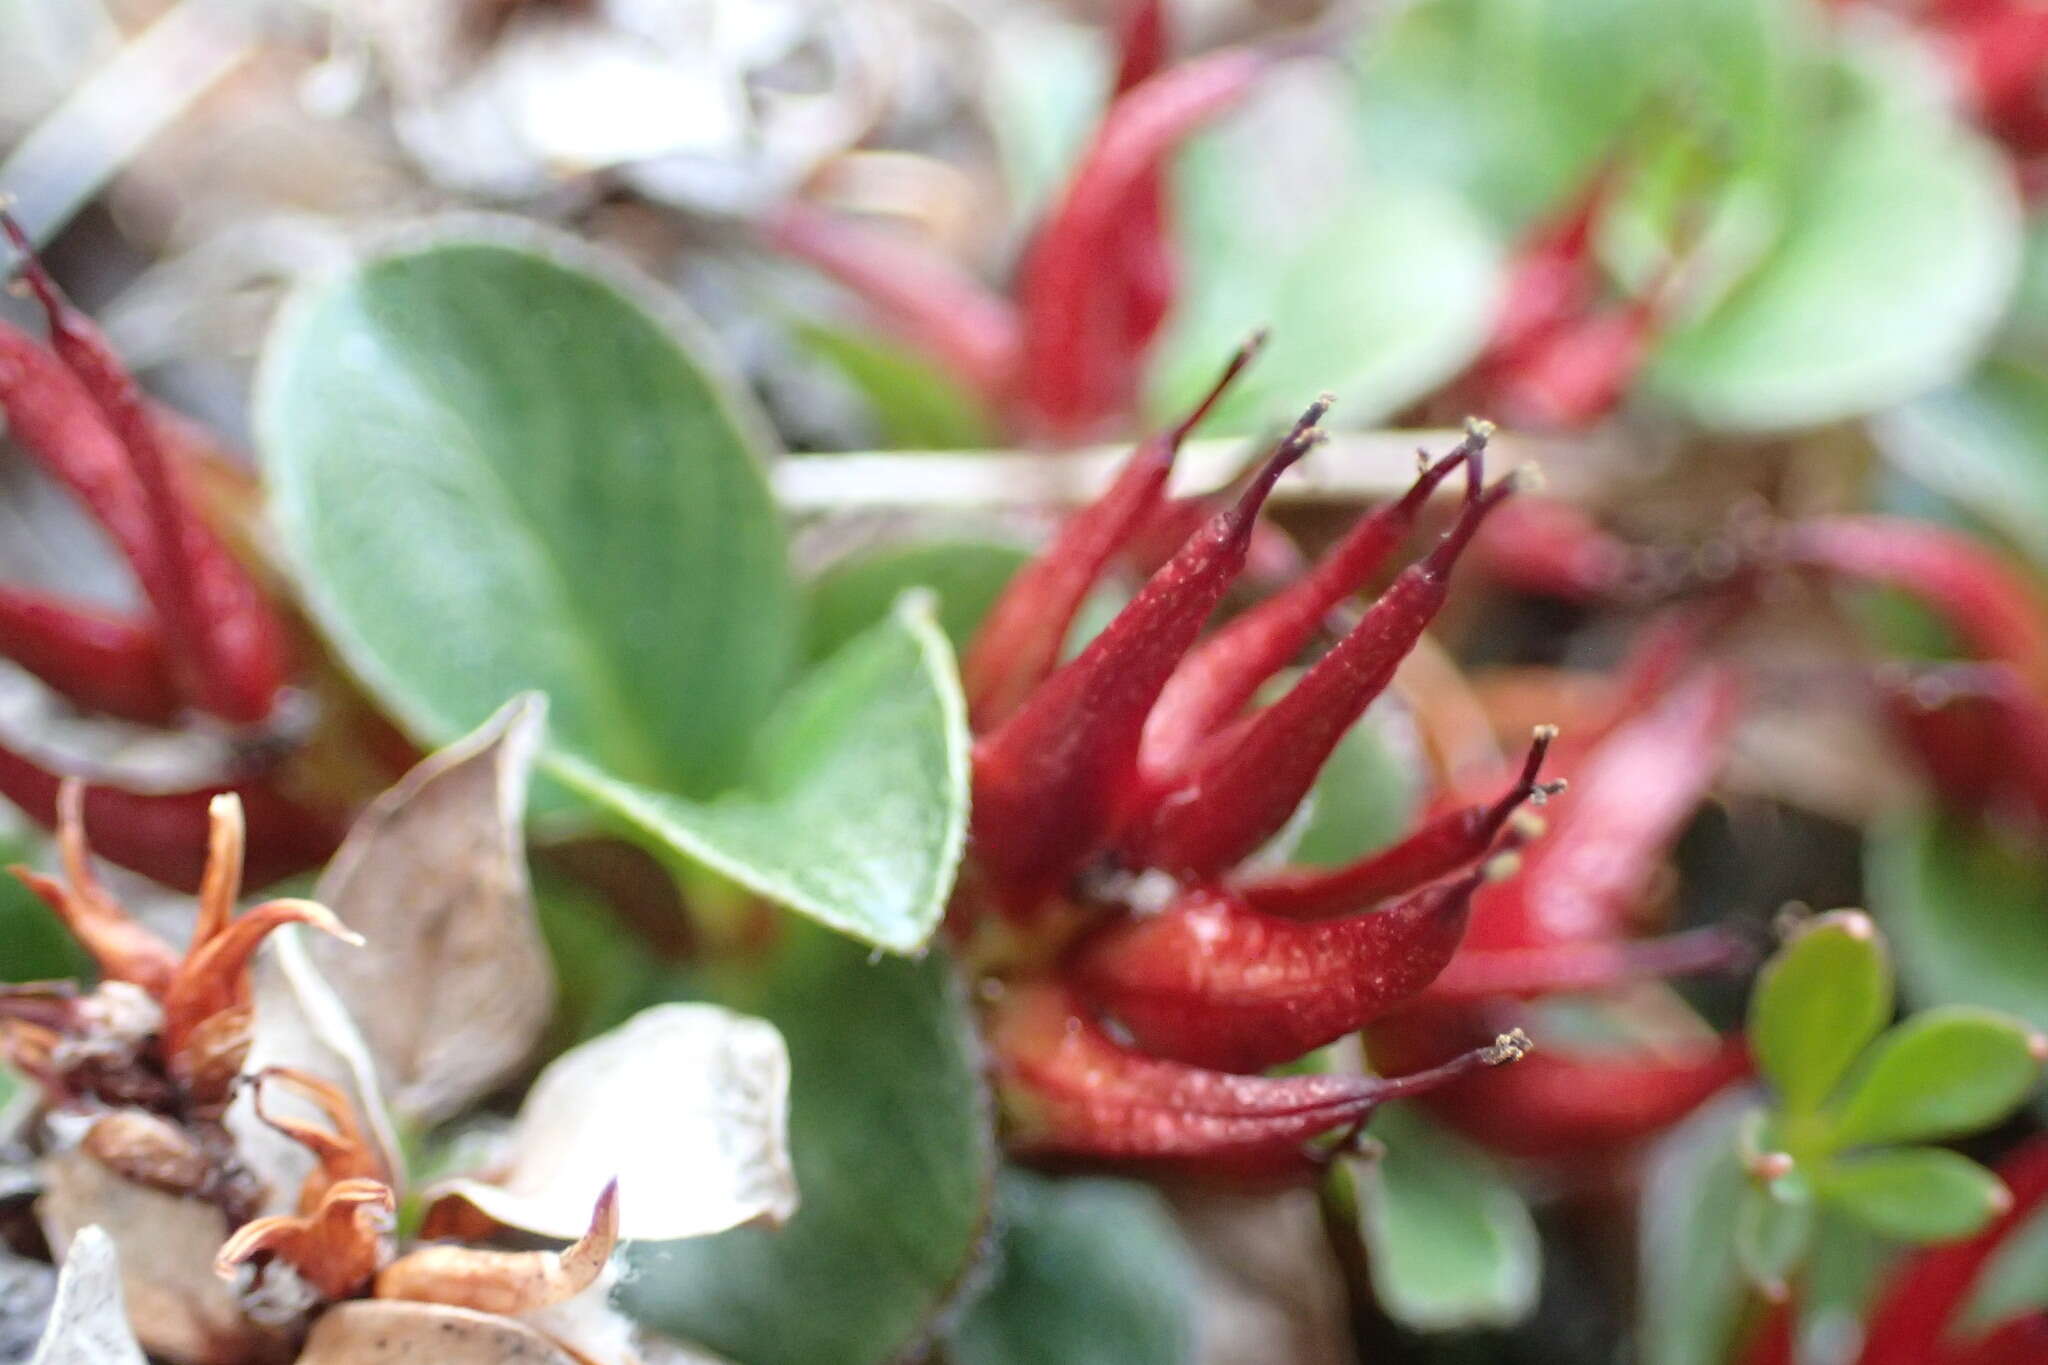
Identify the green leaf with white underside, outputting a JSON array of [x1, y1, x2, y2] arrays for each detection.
[[1736, 1176, 1814, 1299], [553, 599, 969, 952], [1822, 1006, 2043, 1151], [1639, 1097, 1753, 1365], [948, 1169, 1198, 1365], [1353, 1103, 1540, 1332], [1820, 1148, 2007, 1243], [1749, 911, 1892, 1116], [803, 540, 1029, 665], [259, 231, 797, 802], [624, 917, 995, 1365]]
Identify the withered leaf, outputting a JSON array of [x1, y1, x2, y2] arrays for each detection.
[[425, 1003, 797, 1242], [28, 1227, 145, 1365], [296, 1299, 579, 1364], [308, 693, 555, 1126]]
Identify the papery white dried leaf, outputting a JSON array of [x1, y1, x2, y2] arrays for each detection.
[[27, 1227, 144, 1365], [307, 692, 554, 1126], [425, 1004, 797, 1242], [296, 1299, 579, 1364], [37, 1150, 292, 1364], [519, 1264, 734, 1365], [227, 926, 403, 1216]]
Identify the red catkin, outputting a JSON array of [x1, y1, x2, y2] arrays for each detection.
[[969, 404, 1324, 906], [1140, 425, 1484, 775], [1123, 468, 1525, 880]]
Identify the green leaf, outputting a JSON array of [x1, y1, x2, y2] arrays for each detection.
[[1819, 1148, 2007, 1243], [1957, 1200, 2048, 1336], [259, 230, 797, 802], [1825, 1006, 2044, 1151], [1352, 1103, 1540, 1332], [1749, 910, 1892, 1115], [803, 540, 1029, 665], [1649, 95, 2022, 431], [1867, 812, 2048, 1042], [1153, 72, 1498, 433], [1878, 356, 2048, 573], [624, 916, 994, 1365], [1288, 711, 1424, 870], [1639, 1097, 1754, 1365], [554, 600, 970, 953], [1736, 1176, 1815, 1299], [796, 324, 998, 450], [948, 1169, 1197, 1365], [0, 824, 89, 983]]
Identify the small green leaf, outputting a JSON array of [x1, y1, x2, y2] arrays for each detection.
[[1824, 1006, 2044, 1151], [1819, 1148, 2008, 1243], [0, 823, 89, 983], [259, 230, 797, 803], [624, 916, 995, 1365], [1352, 1103, 1540, 1332], [1736, 1176, 1815, 1299], [1957, 1200, 2048, 1336], [1868, 810, 2048, 1047], [555, 600, 970, 953], [948, 1169, 1198, 1365], [1749, 910, 1892, 1115], [1639, 1098, 1754, 1365], [803, 540, 1029, 665], [796, 324, 998, 450]]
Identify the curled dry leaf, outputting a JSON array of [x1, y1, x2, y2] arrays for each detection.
[[305, 693, 554, 1127], [424, 1003, 798, 1242], [28, 1226, 145, 1365], [296, 1299, 580, 1365], [35, 1149, 290, 1365]]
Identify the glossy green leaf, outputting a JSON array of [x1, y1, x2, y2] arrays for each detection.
[[259, 230, 797, 802], [1153, 71, 1498, 433], [1353, 1103, 1540, 1332], [624, 916, 995, 1365], [1736, 1176, 1815, 1300], [554, 600, 970, 952], [1649, 97, 2022, 431], [1867, 812, 2048, 1041], [1749, 910, 1892, 1115], [1957, 1200, 2048, 1336], [948, 1169, 1197, 1365], [1878, 356, 2048, 572], [1825, 1006, 2044, 1151], [1639, 1097, 1756, 1365], [803, 540, 1029, 665], [1820, 1148, 2007, 1243], [796, 324, 998, 451]]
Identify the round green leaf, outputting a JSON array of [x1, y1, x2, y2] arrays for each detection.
[[1867, 812, 2048, 1043], [259, 229, 797, 801], [1825, 1006, 2045, 1151], [1151, 72, 1498, 433], [1749, 910, 1892, 1115], [948, 1169, 1198, 1365], [1649, 100, 2022, 431], [1639, 1097, 1755, 1365], [553, 599, 970, 952], [1877, 356, 2048, 573], [1288, 709, 1424, 870], [1819, 1148, 2007, 1243], [795, 324, 998, 451], [624, 916, 996, 1365], [1736, 1175, 1815, 1300], [803, 540, 1029, 665], [1352, 1103, 1540, 1332]]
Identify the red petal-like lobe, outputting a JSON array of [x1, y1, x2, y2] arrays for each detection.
[[970, 408, 1320, 908], [0, 584, 180, 724]]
